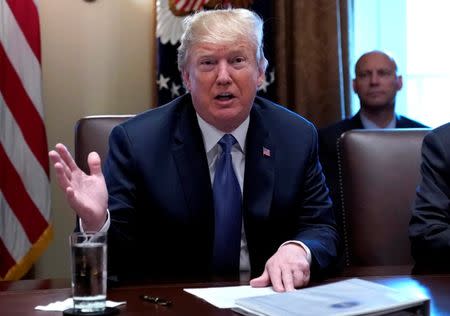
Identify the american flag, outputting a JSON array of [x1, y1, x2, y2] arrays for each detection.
[[0, 0, 52, 280]]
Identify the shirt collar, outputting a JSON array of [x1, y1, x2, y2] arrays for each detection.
[[196, 113, 249, 153], [360, 112, 397, 129]]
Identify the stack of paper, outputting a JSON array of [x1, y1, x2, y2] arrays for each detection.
[[233, 278, 429, 316]]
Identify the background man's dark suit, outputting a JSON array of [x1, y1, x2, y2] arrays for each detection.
[[317, 112, 427, 269], [410, 122, 450, 273], [104, 94, 339, 282]]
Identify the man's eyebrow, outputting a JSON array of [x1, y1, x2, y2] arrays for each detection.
[[377, 68, 394, 72], [195, 50, 214, 57], [358, 67, 393, 73]]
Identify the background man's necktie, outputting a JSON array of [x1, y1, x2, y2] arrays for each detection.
[[212, 134, 242, 274]]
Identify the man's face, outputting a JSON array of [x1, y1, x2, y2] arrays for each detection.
[[353, 53, 402, 110], [182, 42, 265, 132]]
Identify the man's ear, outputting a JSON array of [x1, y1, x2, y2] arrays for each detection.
[[182, 70, 191, 91], [396, 75, 403, 91], [257, 67, 265, 87]]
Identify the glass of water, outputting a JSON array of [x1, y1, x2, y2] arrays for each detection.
[[70, 231, 107, 313]]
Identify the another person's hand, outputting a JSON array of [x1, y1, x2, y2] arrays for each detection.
[[49, 143, 108, 231], [250, 243, 310, 292]]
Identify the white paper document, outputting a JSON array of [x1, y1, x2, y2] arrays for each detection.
[[184, 285, 276, 308], [233, 278, 430, 316]]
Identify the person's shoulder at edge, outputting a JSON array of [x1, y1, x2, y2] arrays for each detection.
[[423, 121, 450, 146], [432, 121, 450, 134]]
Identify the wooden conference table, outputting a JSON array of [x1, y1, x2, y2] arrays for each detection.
[[1, 271, 449, 315]]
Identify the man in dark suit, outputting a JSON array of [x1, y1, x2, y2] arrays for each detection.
[[49, 8, 338, 291], [409, 122, 450, 273], [318, 51, 426, 268]]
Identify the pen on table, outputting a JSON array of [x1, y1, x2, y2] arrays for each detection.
[[140, 295, 173, 306]]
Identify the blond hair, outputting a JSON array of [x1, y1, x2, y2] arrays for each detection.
[[177, 8, 268, 73]]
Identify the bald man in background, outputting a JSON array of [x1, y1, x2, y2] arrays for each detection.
[[318, 50, 427, 268]]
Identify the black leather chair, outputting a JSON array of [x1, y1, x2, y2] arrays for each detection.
[[74, 115, 134, 173], [337, 128, 430, 275]]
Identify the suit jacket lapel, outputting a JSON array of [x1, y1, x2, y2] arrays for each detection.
[[171, 101, 214, 231], [243, 104, 275, 220]]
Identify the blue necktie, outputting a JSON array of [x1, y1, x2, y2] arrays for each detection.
[[212, 134, 242, 274]]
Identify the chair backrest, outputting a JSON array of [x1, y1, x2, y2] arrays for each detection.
[[74, 115, 134, 174], [338, 128, 430, 270]]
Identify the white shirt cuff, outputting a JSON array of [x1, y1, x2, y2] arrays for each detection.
[[79, 209, 111, 233], [280, 240, 312, 264]]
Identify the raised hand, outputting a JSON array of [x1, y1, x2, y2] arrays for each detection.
[[49, 143, 108, 231]]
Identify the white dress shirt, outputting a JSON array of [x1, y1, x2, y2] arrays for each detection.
[[360, 112, 397, 129], [196, 113, 251, 271], [196, 114, 311, 271]]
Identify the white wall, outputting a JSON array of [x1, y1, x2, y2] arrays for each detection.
[[35, 0, 156, 278]]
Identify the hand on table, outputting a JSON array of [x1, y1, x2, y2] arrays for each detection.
[[250, 243, 310, 292]]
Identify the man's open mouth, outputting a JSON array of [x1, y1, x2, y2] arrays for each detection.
[[215, 93, 234, 101]]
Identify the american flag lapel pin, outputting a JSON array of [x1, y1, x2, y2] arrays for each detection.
[[263, 146, 271, 157]]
